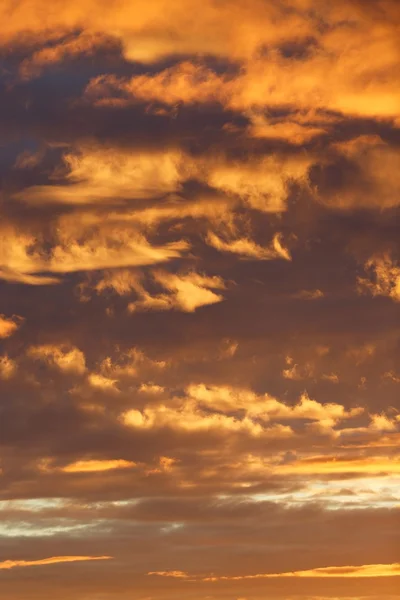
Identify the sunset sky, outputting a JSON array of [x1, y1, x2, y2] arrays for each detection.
[[0, 1, 399, 599]]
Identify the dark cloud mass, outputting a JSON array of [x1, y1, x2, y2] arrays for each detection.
[[0, 1, 399, 599]]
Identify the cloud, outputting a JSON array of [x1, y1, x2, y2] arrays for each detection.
[[150, 562, 400, 581], [121, 384, 365, 442], [0, 355, 17, 380], [84, 62, 229, 107], [279, 456, 400, 476], [128, 270, 227, 313], [187, 385, 361, 426], [294, 289, 324, 300], [0, 2, 400, 598], [18, 31, 121, 80], [61, 459, 136, 473], [358, 254, 400, 302], [0, 0, 315, 63], [83, 31, 400, 119], [206, 232, 291, 261], [204, 153, 310, 213], [316, 136, 400, 211], [16, 145, 187, 205], [87, 372, 119, 391], [0, 556, 112, 570], [0, 222, 189, 285], [27, 344, 87, 374], [15, 142, 310, 216], [0, 314, 23, 338]]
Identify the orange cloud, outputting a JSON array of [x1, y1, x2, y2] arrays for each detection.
[[0, 555, 112, 570], [16, 142, 310, 216], [0, 222, 189, 285], [358, 254, 400, 302], [187, 385, 362, 426], [0, 0, 314, 63], [149, 563, 400, 581], [87, 372, 119, 391], [0, 314, 23, 338], [122, 385, 365, 440], [207, 563, 400, 580], [17, 145, 187, 205], [84, 32, 400, 120], [19, 31, 120, 80], [27, 344, 87, 374], [206, 232, 291, 261], [203, 153, 310, 213], [0, 355, 17, 380], [279, 456, 400, 476], [128, 271, 226, 313], [148, 570, 189, 579], [62, 459, 136, 473], [320, 136, 400, 210]]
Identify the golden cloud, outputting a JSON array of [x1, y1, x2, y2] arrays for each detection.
[[27, 344, 87, 374], [0, 355, 17, 380], [122, 385, 366, 441], [128, 271, 227, 313], [19, 31, 120, 80], [87, 372, 119, 391], [149, 563, 400, 581], [0, 222, 188, 285], [17, 146, 187, 205], [0, 556, 112, 570], [62, 459, 136, 473], [84, 29, 400, 120], [279, 456, 400, 476], [358, 254, 400, 302], [0, 314, 23, 338], [206, 232, 291, 261], [0, 0, 314, 63]]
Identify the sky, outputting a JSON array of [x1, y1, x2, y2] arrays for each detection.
[[0, 1, 399, 599]]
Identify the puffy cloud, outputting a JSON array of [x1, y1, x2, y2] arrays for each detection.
[[122, 401, 266, 437], [0, 314, 23, 338], [98, 347, 167, 379], [0, 355, 17, 380], [27, 344, 87, 374], [122, 384, 363, 441], [358, 254, 400, 302], [87, 372, 119, 391], [84, 31, 400, 119], [0, 0, 315, 63]]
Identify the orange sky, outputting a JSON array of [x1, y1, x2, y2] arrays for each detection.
[[0, 1, 399, 599]]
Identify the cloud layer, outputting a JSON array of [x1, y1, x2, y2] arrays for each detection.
[[0, 1, 399, 599]]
